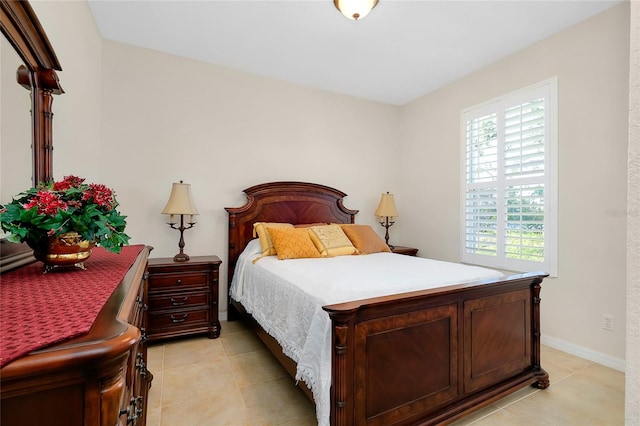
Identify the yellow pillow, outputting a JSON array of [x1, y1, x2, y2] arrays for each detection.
[[253, 222, 293, 256], [266, 227, 321, 260], [308, 224, 358, 257], [341, 224, 391, 254]]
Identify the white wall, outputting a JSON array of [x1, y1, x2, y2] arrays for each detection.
[[626, 1, 640, 421], [399, 4, 630, 365], [98, 40, 401, 311]]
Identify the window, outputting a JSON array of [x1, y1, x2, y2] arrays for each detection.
[[461, 78, 557, 276]]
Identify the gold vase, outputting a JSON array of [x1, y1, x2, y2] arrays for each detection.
[[31, 232, 95, 273]]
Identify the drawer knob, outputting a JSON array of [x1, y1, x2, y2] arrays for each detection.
[[125, 396, 144, 425], [170, 296, 189, 306], [176, 279, 182, 285], [136, 353, 148, 378], [170, 313, 188, 323]]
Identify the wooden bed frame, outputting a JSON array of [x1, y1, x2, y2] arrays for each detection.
[[225, 181, 549, 425]]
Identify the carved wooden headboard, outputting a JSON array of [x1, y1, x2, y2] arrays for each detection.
[[224, 181, 358, 287]]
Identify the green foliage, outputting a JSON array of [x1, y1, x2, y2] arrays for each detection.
[[0, 176, 130, 253]]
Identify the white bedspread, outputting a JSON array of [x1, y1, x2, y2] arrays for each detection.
[[230, 239, 504, 426]]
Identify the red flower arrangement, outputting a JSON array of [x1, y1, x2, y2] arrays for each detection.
[[0, 176, 130, 253]]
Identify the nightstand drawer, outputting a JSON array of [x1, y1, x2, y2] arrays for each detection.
[[148, 309, 209, 330], [149, 291, 209, 311], [148, 272, 208, 290]]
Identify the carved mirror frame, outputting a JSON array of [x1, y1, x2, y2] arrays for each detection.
[[1, 0, 63, 271]]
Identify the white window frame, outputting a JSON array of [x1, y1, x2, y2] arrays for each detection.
[[460, 78, 558, 277]]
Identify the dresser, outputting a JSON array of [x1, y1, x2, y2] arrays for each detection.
[[146, 255, 222, 341], [0, 246, 152, 426]]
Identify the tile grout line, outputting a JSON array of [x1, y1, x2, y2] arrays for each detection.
[[157, 344, 165, 426]]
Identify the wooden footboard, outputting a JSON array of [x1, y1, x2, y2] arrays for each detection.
[[323, 272, 549, 426]]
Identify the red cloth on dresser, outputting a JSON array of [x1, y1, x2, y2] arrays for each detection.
[[0, 244, 145, 368]]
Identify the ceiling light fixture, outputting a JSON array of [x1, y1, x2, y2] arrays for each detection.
[[334, 0, 379, 21]]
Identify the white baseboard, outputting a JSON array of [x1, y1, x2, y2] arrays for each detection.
[[541, 335, 626, 373]]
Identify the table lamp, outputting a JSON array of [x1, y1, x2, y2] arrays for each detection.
[[161, 181, 199, 262], [374, 191, 399, 248]]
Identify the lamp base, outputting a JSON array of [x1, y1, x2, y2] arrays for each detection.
[[173, 252, 190, 262], [379, 217, 395, 250]]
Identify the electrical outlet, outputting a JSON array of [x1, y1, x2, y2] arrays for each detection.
[[603, 314, 615, 332]]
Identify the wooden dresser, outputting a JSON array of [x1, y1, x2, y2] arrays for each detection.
[[0, 246, 152, 426]]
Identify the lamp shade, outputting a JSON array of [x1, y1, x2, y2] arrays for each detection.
[[333, 0, 379, 20], [161, 181, 199, 215], [374, 192, 399, 217]]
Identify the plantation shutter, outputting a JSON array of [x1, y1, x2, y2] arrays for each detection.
[[503, 99, 545, 264], [461, 79, 556, 275], [464, 112, 499, 259]]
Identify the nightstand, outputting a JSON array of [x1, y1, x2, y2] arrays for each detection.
[[146, 255, 222, 341], [391, 246, 419, 256]]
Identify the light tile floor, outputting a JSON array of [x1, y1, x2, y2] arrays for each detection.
[[146, 320, 624, 426]]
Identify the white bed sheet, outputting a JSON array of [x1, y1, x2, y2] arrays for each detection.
[[230, 239, 504, 426]]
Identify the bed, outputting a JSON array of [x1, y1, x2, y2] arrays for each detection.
[[225, 181, 549, 426]]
